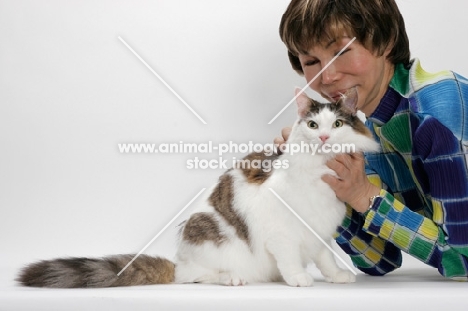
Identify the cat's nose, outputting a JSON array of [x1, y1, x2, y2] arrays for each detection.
[[319, 135, 329, 143]]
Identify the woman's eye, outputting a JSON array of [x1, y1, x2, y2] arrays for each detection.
[[303, 59, 319, 67], [308, 121, 318, 129], [333, 120, 344, 128], [335, 48, 350, 57]]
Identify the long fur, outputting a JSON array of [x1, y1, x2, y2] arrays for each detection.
[[17, 91, 379, 288], [17, 255, 175, 288]]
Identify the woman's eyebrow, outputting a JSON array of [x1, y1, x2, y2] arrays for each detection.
[[325, 39, 336, 48]]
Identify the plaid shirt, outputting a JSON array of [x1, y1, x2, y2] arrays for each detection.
[[335, 59, 468, 280]]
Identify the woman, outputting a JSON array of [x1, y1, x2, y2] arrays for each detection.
[[276, 0, 468, 280]]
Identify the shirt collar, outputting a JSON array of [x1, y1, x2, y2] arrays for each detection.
[[366, 62, 410, 125], [367, 87, 402, 125]]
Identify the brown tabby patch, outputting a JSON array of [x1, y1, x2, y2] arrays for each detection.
[[182, 212, 226, 246], [331, 103, 373, 137], [209, 173, 250, 245], [237, 152, 280, 184]]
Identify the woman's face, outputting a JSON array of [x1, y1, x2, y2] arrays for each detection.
[[298, 37, 395, 117]]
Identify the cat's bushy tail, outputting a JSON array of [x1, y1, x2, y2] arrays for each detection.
[[16, 254, 175, 288]]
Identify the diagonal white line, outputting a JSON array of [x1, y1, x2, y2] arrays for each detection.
[[268, 188, 357, 276], [117, 188, 206, 276], [268, 37, 356, 124], [118, 36, 207, 125]]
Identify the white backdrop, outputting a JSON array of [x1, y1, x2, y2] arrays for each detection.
[[1, 0, 468, 270]]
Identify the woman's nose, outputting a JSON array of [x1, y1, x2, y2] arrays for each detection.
[[321, 63, 338, 85]]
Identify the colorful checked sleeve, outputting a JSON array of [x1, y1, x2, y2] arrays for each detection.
[[335, 172, 403, 276], [335, 59, 468, 280]]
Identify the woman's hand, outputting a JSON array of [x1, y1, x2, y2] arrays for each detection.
[[321, 153, 380, 213], [274, 127, 292, 152]]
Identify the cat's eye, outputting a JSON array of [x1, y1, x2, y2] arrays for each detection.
[[333, 120, 344, 128], [307, 121, 318, 129]]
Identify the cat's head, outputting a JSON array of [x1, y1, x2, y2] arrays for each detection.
[[290, 88, 379, 155]]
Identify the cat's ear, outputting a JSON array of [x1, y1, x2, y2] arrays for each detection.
[[339, 87, 358, 115], [295, 87, 311, 118]]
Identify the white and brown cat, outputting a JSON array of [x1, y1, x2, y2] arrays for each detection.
[[17, 88, 379, 288]]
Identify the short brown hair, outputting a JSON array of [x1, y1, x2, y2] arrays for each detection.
[[279, 0, 410, 74]]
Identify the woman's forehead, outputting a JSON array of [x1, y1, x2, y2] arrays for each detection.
[[290, 22, 353, 55], [298, 35, 352, 56]]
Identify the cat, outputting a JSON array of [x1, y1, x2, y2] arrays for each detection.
[[17, 88, 379, 288]]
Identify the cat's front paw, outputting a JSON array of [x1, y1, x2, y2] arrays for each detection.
[[284, 272, 314, 287], [325, 270, 356, 284], [219, 273, 247, 286]]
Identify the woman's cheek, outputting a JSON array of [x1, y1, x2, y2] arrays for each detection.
[[304, 70, 321, 91]]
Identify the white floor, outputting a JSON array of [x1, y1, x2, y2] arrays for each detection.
[[2, 256, 467, 311]]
